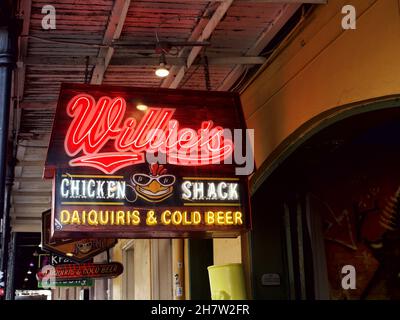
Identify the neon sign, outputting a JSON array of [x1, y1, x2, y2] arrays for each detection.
[[45, 84, 252, 238], [59, 209, 243, 227], [64, 94, 233, 174]]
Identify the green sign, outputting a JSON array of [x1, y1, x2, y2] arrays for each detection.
[[38, 278, 93, 288]]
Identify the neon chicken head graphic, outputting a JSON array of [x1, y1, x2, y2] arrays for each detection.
[[131, 163, 175, 202], [74, 239, 94, 254]]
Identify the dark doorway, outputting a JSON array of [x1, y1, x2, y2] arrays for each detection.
[[251, 105, 400, 300]]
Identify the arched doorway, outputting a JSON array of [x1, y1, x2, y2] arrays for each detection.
[[250, 97, 400, 300]]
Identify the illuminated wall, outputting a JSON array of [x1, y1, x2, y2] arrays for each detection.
[[109, 239, 151, 300], [213, 237, 242, 265], [215, 0, 400, 282], [109, 239, 172, 300], [241, 0, 400, 167]]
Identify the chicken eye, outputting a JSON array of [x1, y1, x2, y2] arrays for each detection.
[[158, 175, 175, 186], [132, 174, 151, 185]]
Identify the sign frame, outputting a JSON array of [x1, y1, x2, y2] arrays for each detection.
[[45, 84, 253, 239]]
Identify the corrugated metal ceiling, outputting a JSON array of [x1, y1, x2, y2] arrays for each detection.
[[13, 0, 306, 231]]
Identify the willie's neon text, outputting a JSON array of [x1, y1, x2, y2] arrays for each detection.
[[64, 94, 233, 174]]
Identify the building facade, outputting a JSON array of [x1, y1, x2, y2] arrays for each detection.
[[1, 0, 400, 300]]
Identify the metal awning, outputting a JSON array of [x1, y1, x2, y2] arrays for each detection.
[[12, 0, 326, 232]]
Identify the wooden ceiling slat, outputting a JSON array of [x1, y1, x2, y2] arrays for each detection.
[[31, 3, 112, 11]]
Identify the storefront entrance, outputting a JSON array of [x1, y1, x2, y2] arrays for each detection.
[[251, 98, 400, 300]]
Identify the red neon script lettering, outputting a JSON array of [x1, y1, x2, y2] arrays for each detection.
[[64, 94, 233, 174]]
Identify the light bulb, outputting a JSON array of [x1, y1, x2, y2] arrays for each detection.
[[136, 104, 148, 111], [155, 63, 169, 78]]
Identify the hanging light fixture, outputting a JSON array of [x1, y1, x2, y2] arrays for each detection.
[[155, 52, 169, 78], [136, 103, 148, 111]]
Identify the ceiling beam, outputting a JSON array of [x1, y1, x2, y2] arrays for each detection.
[[218, 3, 300, 91], [26, 56, 103, 66], [114, 56, 266, 66], [168, 0, 234, 89], [12, 197, 51, 205], [11, 215, 42, 221], [20, 101, 56, 109], [12, 191, 51, 197], [10, 223, 41, 233], [16, 160, 45, 167], [12, 204, 51, 212], [17, 138, 50, 147], [25, 55, 266, 66], [90, 0, 131, 84], [209, 56, 266, 65], [14, 177, 50, 182], [161, 3, 218, 88]]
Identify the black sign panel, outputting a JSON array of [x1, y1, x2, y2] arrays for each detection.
[[45, 84, 253, 238]]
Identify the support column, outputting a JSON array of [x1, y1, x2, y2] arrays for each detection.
[[0, 24, 16, 301], [5, 232, 16, 300], [0, 26, 14, 224]]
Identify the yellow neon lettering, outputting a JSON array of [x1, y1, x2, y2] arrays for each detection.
[[71, 210, 81, 225], [192, 211, 201, 225], [225, 211, 233, 225], [161, 210, 171, 225], [216, 211, 225, 225], [116, 211, 125, 225], [88, 210, 98, 225], [99, 210, 109, 225], [82, 210, 86, 224], [182, 211, 191, 225], [128, 210, 140, 225], [110, 210, 114, 225], [171, 211, 182, 225], [234, 211, 243, 225], [60, 210, 70, 224], [205, 211, 214, 225]]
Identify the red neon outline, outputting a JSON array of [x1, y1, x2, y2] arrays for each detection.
[[69, 152, 145, 174], [65, 95, 125, 156], [63, 94, 234, 173]]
